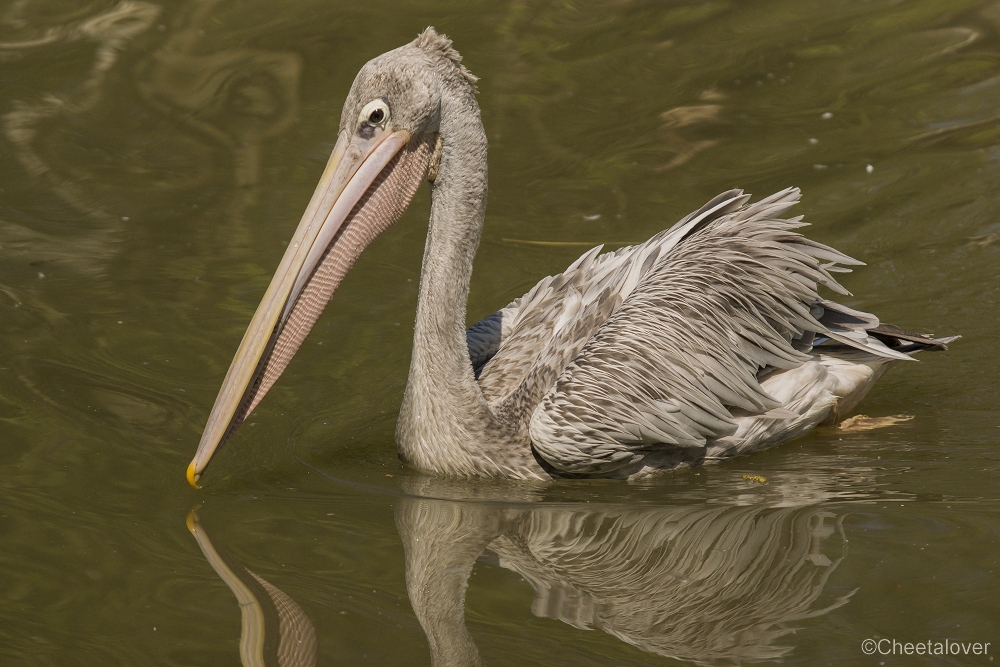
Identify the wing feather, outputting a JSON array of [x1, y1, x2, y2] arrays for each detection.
[[476, 190, 750, 404], [465, 189, 914, 475], [522, 189, 895, 474]]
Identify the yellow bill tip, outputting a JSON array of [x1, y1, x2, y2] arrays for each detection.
[[185, 507, 200, 533], [186, 462, 202, 490]]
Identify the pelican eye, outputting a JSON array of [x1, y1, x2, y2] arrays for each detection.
[[359, 99, 390, 129]]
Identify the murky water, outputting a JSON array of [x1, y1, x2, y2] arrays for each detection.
[[1, 0, 998, 665]]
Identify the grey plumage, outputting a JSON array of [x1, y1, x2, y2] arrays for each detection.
[[367, 29, 956, 478], [481, 188, 919, 475], [190, 27, 958, 484], [461, 181, 954, 477]]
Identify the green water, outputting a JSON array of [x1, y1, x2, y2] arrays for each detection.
[[1, 0, 998, 665]]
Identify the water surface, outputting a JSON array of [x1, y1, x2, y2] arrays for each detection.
[[0, 0, 998, 665]]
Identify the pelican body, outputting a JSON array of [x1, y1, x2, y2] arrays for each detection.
[[186, 28, 956, 486]]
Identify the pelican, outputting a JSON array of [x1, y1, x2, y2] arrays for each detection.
[[186, 28, 956, 486]]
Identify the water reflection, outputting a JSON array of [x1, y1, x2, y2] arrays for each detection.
[[135, 0, 301, 190], [399, 478, 852, 667], [0, 0, 302, 272], [656, 100, 723, 173], [192, 475, 856, 667], [1, 0, 160, 268], [188, 508, 317, 667]]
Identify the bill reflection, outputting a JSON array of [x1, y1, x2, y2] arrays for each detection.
[[187, 509, 317, 667], [188, 474, 854, 666]]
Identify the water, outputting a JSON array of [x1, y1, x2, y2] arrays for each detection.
[[1, 0, 998, 664]]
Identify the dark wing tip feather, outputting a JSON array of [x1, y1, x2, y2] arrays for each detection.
[[868, 323, 961, 351]]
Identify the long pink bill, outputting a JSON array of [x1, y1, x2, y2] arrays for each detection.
[[187, 129, 436, 488]]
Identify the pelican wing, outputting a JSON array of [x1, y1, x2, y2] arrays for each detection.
[[474, 190, 758, 404], [481, 188, 902, 474]]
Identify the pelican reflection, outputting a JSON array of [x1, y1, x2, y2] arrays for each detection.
[[190, 476, 855, 666], [397, 478, 853, 666]]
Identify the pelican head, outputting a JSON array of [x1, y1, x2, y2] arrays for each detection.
[[187, 28, 476, 487]]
